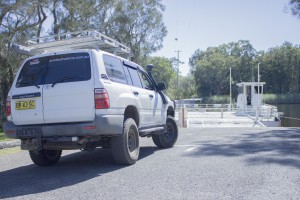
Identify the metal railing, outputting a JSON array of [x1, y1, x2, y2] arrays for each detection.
[[176, 104, 234, 112], [175, 103, 282, 127]]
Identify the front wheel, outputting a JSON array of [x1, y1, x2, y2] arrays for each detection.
[[111, 118, 140, 165], [152, 116, 178, 148], [29, 149, 62, 166]]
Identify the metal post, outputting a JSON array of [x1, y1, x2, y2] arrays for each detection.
[[257, 63, 261, 83], [230, 67, 232, 111], [175, 50, 182, 99], [257, 63, 261, 112], [182, 107, 185, 127]]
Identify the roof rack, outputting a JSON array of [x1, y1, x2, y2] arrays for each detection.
[[12, 30, 132, 58]]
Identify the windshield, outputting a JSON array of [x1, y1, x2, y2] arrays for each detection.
[[16, 53, 91, 88]]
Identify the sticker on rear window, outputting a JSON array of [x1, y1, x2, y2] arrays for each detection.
[[49, 55, 90, 63], [30, 59, 40, 65]]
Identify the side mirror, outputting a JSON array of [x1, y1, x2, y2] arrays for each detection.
[[157, 82, 166, 91]]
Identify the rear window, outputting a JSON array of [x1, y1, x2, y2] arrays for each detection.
[[16, 53, 91, 88]]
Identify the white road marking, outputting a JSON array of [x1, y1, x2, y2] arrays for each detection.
[[175, 144, 199, 147], [185, 147, 198, 152], [175, 144, 201, 152]]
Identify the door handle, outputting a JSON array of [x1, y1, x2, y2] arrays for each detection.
[[133, 91, 139, 96], [149, 94, 153, 99]]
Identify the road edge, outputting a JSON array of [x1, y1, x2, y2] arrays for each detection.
[[0, 140, 20, 149]]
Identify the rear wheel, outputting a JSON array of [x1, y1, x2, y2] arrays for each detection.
[[152, 116, 178, 148], [29, 149, 62, 166], [111, 118, 140, 165]]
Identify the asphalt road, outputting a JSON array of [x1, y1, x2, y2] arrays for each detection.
[[0, 127, 299, 200]]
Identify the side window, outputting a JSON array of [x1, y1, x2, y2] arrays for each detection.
[[254, 86, 262, 94], [123, 65, 133, 86], [138, 71, 154, 90], [103, 55, 127, 84], [127, 67, 143, 88], [16, 57, 48, 88]]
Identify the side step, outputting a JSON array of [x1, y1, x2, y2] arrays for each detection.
[[139, 125, 166, 136]]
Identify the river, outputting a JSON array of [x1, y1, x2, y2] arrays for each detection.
[[275, 104, 300, 127]]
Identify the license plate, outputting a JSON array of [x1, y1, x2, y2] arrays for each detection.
[[15, 100, 35, 110]]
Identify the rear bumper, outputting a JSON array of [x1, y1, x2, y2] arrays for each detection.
[[4, 114, 124, 139]]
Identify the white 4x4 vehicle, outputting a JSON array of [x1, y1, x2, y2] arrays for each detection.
[[4, 31, 178, 166]]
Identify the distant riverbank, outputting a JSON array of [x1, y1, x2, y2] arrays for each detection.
[[275, 104, 300, 127], [264, 93, 300, 104], [201, 93, 300, 105]]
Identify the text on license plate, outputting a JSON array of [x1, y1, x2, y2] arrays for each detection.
[[16, 100, 35, 110]]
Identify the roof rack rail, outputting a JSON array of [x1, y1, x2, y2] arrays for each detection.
[[12, 30, 132, 58]]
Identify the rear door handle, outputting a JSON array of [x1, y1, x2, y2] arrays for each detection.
[[149, 94, 153, 99], [133, 91, 139, 96]]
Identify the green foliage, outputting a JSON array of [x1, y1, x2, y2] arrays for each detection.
[[0, 127, 5, 141], [259, 42, 300, 94], [190, 41, 300, 103], [0, 0, 167, 117], [190, 40, 256, 97], [107, 0, 167, 63], [140, 56, 196, 100], [201, 95, 231, 104], [176, 75, 197, 100], [142, 56, 178, 99], [263, 93, 300, 104], [289, 0, 300, 18], [143, 56, 175, 85]]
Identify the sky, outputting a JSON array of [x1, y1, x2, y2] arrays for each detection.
[[152, 0, 300, 75]]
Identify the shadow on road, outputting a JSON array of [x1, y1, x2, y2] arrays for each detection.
[[0, 146, 157, 199], [184, 128, 300, 169]]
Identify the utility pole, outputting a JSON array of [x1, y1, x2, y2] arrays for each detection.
[[175, 50, 182, 99], [257, 62, 261, 83], [230, 67, 232, 111]]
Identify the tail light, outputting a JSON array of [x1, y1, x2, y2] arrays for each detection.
[[94, 89, 110, 109], [6, 97, 11, 117]]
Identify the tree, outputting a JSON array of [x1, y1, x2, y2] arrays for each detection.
[[0, 0, 41, 119], [0, 0, 168, 119], [177, 75, 197, 100], [289, 0, 300, 18], [106, 0, 167, 63], [190, 40, 257, 97], [142, 56, 176, 98], [259, 42, 300, 94]]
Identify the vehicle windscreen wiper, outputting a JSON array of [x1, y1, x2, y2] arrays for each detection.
[[17, 80, 40, 89], [51, 76, 86, 87]]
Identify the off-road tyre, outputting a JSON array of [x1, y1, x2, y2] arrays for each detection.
[[29, 149, 62, 166], [152, 116, 178, 148], [111, 118, 140, 165]]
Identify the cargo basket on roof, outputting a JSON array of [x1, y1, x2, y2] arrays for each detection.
[[12, 30, 132, 58]]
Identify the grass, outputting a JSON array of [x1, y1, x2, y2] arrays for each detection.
[[201, 95, 230, 104], [0, 147, 21, 156], [0, 127, 13, 142], [263, 93, 300, 104], [0, 128, 5, 141]]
